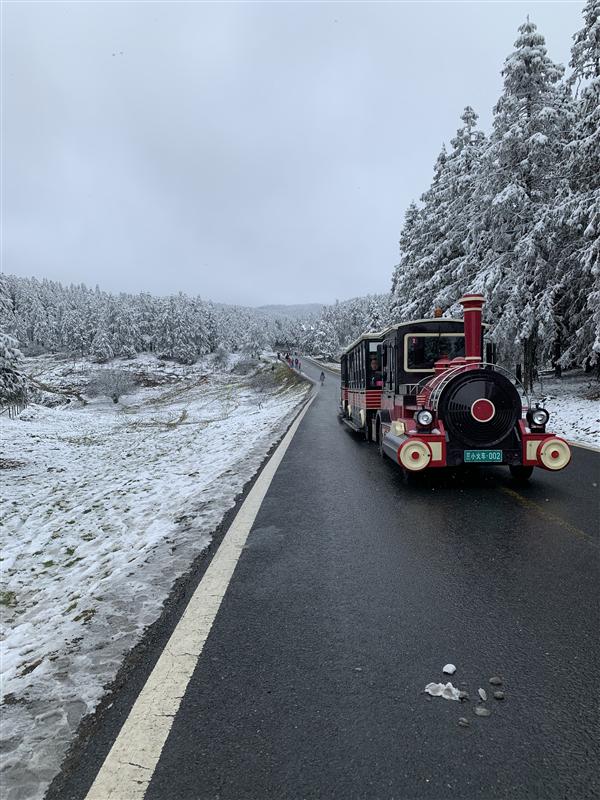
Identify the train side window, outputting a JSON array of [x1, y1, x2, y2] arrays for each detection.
[[362, 345, 366, 387], [358, 346, 364, 387], [382, 345, 388, 385], [388, 344, 395, 389]]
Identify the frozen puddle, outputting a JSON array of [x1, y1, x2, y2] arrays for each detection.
[[0, 356, 309, 800]]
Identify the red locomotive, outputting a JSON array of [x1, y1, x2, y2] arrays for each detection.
[[340, 295, 571, 481]]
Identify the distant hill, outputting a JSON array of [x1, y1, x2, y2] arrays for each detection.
[[257, 303, 323, 319]]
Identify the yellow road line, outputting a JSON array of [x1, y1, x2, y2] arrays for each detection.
[[499, 486, 594, 544]]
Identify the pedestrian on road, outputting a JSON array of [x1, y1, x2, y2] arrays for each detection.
[[320, 371, 325, 385]]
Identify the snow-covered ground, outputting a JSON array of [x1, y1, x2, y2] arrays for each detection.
[[0, 353, 310, 800], [531, 370, 599, 448]]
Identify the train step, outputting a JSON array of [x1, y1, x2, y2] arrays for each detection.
[[341, 417, 363, 434]]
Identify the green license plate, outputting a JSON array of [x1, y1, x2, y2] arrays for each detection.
[[464, 450, 503, 463]]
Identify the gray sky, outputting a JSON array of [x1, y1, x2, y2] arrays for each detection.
[[2, 1, 584, 306]]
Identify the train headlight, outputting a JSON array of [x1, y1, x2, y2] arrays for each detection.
[[527, 406, 549, 430], [415, 409, 434, 428]]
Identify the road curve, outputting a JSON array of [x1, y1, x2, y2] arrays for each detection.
[[50, 358, 599, 800]]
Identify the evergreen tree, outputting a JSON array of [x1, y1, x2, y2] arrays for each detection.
[[0, 332, 27, 415], [90, 326, 114, 363], [553, 0, 600, 370], [473, 19, 566, 387]]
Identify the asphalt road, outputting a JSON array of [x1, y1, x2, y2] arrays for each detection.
[[49, 359, 599, 800]]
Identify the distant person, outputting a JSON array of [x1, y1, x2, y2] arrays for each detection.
[[320, 371, 325, 385]]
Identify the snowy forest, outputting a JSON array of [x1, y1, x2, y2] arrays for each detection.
[[0, 272, 385, 395], [1, 3, 598, 408], [0, 274, 315, 361], [390, 6, 599, 389]]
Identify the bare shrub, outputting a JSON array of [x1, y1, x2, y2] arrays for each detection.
[[87, 370, 138, 403], [584, 383, 600, 401], [231, 358, 257, 376]]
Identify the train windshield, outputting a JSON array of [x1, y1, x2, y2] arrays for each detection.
[[405, 334, 464, 371]]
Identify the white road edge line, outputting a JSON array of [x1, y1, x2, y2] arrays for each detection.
[[568, 439, 600, 453], [85, 392, 316, 800]]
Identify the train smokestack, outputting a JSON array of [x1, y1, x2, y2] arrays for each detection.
[[459, 294, 485, 361]]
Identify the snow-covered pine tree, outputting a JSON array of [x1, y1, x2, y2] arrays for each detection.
[[59, 306, 88, 355], [550, 0, 600, 372], [0, 332, 27, 416], [0, 275, 17, 336], [111, 298, 140, 359], [312, 319, 340, 360], [391, 146, 454, 321], [390, 202, 421, 322], [429, 107, 488, 313], [90, 325, 114, 363], [365, 295, 385, 332], [472, 19, 566, 388], [243, 324, 267, 359]]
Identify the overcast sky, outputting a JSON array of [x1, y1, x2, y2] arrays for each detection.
[[2, 1, 585, 306]]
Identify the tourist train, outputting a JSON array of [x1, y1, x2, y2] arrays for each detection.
[[339, 294, 571, 480]]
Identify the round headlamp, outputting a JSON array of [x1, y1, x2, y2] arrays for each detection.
[[528, 406, 549, 428], [416, 409, 434, 427]]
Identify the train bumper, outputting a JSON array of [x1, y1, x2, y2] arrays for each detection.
[[381, 427, 446, 471], [521, 429, 571, 471], [381, 426, 571, 473]]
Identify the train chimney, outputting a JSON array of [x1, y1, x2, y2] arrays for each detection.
[[459, 294, 485, 362]]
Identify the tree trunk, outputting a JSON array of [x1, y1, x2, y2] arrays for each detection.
[[523, 335, 538, 393], [553, 333, 562, 378]]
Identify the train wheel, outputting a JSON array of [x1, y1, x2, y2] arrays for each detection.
[[509, 465, 534, 483]]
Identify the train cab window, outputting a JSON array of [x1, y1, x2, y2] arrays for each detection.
[[405, 334, 464, 372]]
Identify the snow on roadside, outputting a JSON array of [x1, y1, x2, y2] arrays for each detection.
[[531, 371, 599, 448], [0, 355, 310, 800]]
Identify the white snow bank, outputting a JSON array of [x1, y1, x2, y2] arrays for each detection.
[[531, 370, 599, 448], [0, 354, 309, 800]]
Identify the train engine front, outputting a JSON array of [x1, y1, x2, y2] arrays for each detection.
[[377, 295, 571, 480]]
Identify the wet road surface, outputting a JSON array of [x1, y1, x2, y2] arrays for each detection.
[[49, 359, 599, 800]]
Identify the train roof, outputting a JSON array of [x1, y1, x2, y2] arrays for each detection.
[[379, 317, 489, 337], [342, 330, 386, 356], [379, 317, 462, 336], [342, 317, 489, 355]]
